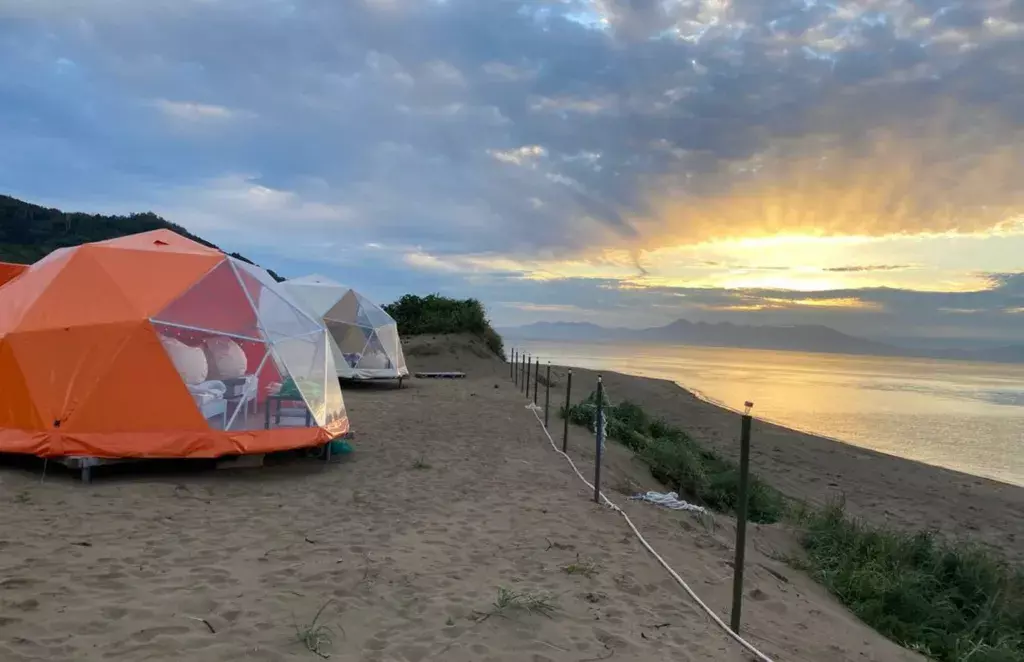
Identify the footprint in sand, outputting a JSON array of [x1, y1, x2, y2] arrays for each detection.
[[0, 577, 39, 590]]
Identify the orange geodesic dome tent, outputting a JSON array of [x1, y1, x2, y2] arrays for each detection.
[[0, 230, 348, 459]]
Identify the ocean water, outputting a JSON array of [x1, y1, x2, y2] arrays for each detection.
[[511, 340, 1024, 487]]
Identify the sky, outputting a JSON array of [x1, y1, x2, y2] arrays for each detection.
[[1, 0, 1023, 342]]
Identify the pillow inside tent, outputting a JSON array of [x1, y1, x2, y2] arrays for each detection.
[[159, 335, 209, 385], [358, 351, 390, 369], [203, 336, 248, 380]]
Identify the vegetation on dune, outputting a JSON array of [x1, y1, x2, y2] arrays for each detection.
[[0, 194, 284, 281], [384, 293, 504, 357], [562, 393, 1024, 661], [799, 500, 1024, 662], [562, 393, 786, 523]]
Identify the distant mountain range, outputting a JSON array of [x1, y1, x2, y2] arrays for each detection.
[[500, 319, 1024, 364]]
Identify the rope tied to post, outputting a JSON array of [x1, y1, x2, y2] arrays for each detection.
[[523, 400, 776, 662]]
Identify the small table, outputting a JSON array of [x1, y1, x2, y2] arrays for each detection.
[[264, 393, 312, 429]]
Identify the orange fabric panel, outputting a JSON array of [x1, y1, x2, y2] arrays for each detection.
[[4, 322, 140, 431], [0, 262, 28, 288], [3, 421, 347, 459], [17, 249, 142, 331], [0, 248, 76, 335], [0, 340, 45, 431], [67, 322, 208, 434], [0, 428, 52, 456], [86, 245, 221, 318], [94, 229, 221, 255]]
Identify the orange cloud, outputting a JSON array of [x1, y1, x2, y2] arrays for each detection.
[[698, 296, 882, 312], [633, 106, 1024, 249]]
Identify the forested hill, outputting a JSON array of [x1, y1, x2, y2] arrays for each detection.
[[0, 195, 284, 281]]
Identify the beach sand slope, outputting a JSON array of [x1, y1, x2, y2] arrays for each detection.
[[0, 339, 926, 661], [551, 366, 1023, 563]]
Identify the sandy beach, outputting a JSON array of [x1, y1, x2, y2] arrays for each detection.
[[0, 335, 1017, 661]]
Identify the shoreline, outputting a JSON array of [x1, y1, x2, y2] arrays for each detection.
[[675, 377, 1024, 489], [545, 363, 1024, 562]]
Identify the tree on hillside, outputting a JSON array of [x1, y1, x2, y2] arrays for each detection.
[[0, 194, 284, 281]]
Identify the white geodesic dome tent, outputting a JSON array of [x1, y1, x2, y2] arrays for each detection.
[[282, 275, 409, 381]]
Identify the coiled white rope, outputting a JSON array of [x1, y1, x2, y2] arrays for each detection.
[[526, 403, 777, 662]]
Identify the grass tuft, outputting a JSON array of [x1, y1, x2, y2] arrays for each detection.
[[798, 499, 1024, 662], [562, 555, 600, 579], [563, 394, 786, 523], [478, 587, 558, 620], [294, 600, 335, 659]]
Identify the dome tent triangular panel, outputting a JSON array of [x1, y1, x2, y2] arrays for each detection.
[[89, 243, 223, 319], [0, 340, 45, 438], [355, 292, 398, 329], [323, 290, 362, 325], [0, 248, 76, 336], [5, 323, 140, 432], [152, 260, 264, 341], [235, 262, 323, 342], [18, 249, 143, 330], [284, 275, 348, 318], [0, 261, 28, 289], [354, 330, 392, 371], [0, 230, 348, 461], [281, 277, 409, 381], [70, 322, 210, 437]]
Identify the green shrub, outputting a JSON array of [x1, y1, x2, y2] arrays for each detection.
[[799, 500, 1024, 662], [383, 293, 504, 357], [563, 394, 785, 523]]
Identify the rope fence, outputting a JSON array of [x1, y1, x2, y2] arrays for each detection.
[[510, 348, 775, 662]]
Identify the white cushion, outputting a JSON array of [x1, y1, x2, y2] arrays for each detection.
[[358, 351, 389, 369], [203, 336, 248, 380], [160, 335, 208, 385]]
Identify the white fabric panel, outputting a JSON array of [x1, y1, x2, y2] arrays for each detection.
[[283, 277, 410, 378]]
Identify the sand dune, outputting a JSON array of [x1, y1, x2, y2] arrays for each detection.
[[0, 338, 989, 661]]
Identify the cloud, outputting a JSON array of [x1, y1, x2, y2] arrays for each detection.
[[823, 265, 916, 273], [151, 100, 239, 122], [1, 0, 1023, 339]]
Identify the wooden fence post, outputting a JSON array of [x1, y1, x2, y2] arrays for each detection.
[[544, 363, 552, 427], [594, 375, 604, 504], [562, 369, 572, 453], [525, 355, 531, 397], [533, 358, 540, 405], [730, 402, 754, 633]]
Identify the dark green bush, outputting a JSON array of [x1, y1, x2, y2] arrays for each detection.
[[383, 293, 504, 357]]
